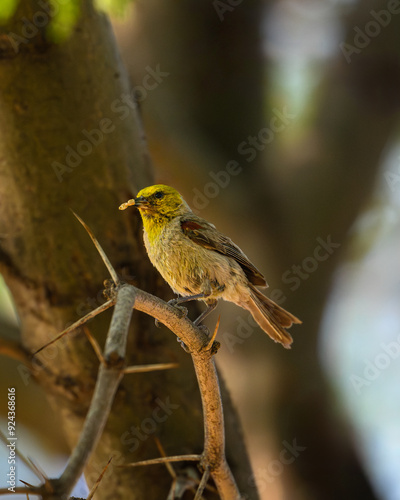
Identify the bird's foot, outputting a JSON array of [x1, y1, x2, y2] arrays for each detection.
[[176, 337, 190, 353], [155, 300, 188, 328], [167, 299, 188, 319], [195, 323, 210, 337]]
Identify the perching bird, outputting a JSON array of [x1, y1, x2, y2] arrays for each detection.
[[119, 184, 301, 348]]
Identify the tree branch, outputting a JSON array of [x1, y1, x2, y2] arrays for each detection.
[[49, 284, 136, 499], [1, 217, 246, 499], [127, 287, 241, 499]]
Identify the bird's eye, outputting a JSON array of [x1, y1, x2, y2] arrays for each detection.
[[154, 191, 164, 199]]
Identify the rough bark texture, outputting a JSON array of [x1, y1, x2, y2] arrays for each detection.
[[0, 1, 256, 498]]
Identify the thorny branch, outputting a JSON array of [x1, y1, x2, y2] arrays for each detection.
[[0, 215, 243, 499], [48, 284, 136, 499]]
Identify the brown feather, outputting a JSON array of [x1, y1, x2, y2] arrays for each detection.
[[181, 217, 267, 287], [247, 284, 301, 348]]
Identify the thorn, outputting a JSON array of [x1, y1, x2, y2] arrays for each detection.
[[84, 326, 106, 365], [194, 466, 210, 500], [33, 300, 114, 356], [118, 454, 201, 468], [205, 316, 220, 351], [154, 437, 176, 479], [20, 480, 34, 488], [27, 458, 48, 483], [123, 362, 178, 374], [87, 457, 113, 500], [71, 210, 120, 285]]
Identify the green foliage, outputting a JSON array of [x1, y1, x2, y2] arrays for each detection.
[[46, 0, 81, 43], [0, 0, 18, 23], [0, 0, 133, 40]]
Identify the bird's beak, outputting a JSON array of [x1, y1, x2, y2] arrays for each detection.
[[133, 196, 148, 208], [119, 196, 148, 211]]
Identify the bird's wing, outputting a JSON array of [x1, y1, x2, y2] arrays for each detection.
[[180, 216, 267, 287]]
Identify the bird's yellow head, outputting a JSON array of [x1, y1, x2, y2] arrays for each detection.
[[119, 185, 190, 237], [119, 184, 185, 214]]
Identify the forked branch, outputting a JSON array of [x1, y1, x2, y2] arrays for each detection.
[[0, 214, 242, 499]]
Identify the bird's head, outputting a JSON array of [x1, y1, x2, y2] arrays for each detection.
[[119, 185, 189, 221]]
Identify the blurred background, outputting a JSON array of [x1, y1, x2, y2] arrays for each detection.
[[1, 0, 400, 498]]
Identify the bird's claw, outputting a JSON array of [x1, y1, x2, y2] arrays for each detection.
[[155, 300, 188, 328], [195, 324, 210, 337], [176, 337, 190, 353], [167, 300, 188, 319]]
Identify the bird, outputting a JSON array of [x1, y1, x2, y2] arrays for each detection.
[[119, 184, 301, 348]]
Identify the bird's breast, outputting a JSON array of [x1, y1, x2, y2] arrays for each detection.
[[143, 218, 248, 299]]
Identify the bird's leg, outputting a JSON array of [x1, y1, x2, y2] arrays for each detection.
[[156, 291, 217, 341], [167, 292, 212, 320], [176, 300, 218, 351], [154, 292, 212, 328], [193, 300, 218, 329], [168, 292, 211, 306]]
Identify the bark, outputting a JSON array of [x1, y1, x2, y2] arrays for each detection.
[[0, 1, 256, 498]]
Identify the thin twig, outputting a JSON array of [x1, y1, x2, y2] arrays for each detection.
[[155, 438, 217, 499], [27, 459, 48, 483], [86, 457, 113, 500], [16, 479, 51, 497], [83, 323, 178, 373], [0, 486, 39, 496], [84, 326, 106, 365], [19, 481, 34, 488], [123, 362, 178, 374], [120, 454, 201, 468], [154, 437, 176, 479], [194, 466, 210, 500], [33, 299, 114, 355]]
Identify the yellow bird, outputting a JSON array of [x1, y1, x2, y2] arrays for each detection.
[[120, 185, 301, 348]]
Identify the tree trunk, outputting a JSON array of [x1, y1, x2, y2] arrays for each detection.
[[0, 1, 256, 498]]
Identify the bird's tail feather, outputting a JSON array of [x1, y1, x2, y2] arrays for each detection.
[[246, 284, 301, 349]]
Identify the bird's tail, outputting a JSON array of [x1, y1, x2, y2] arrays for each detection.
[[246, 284, 301, 349]]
